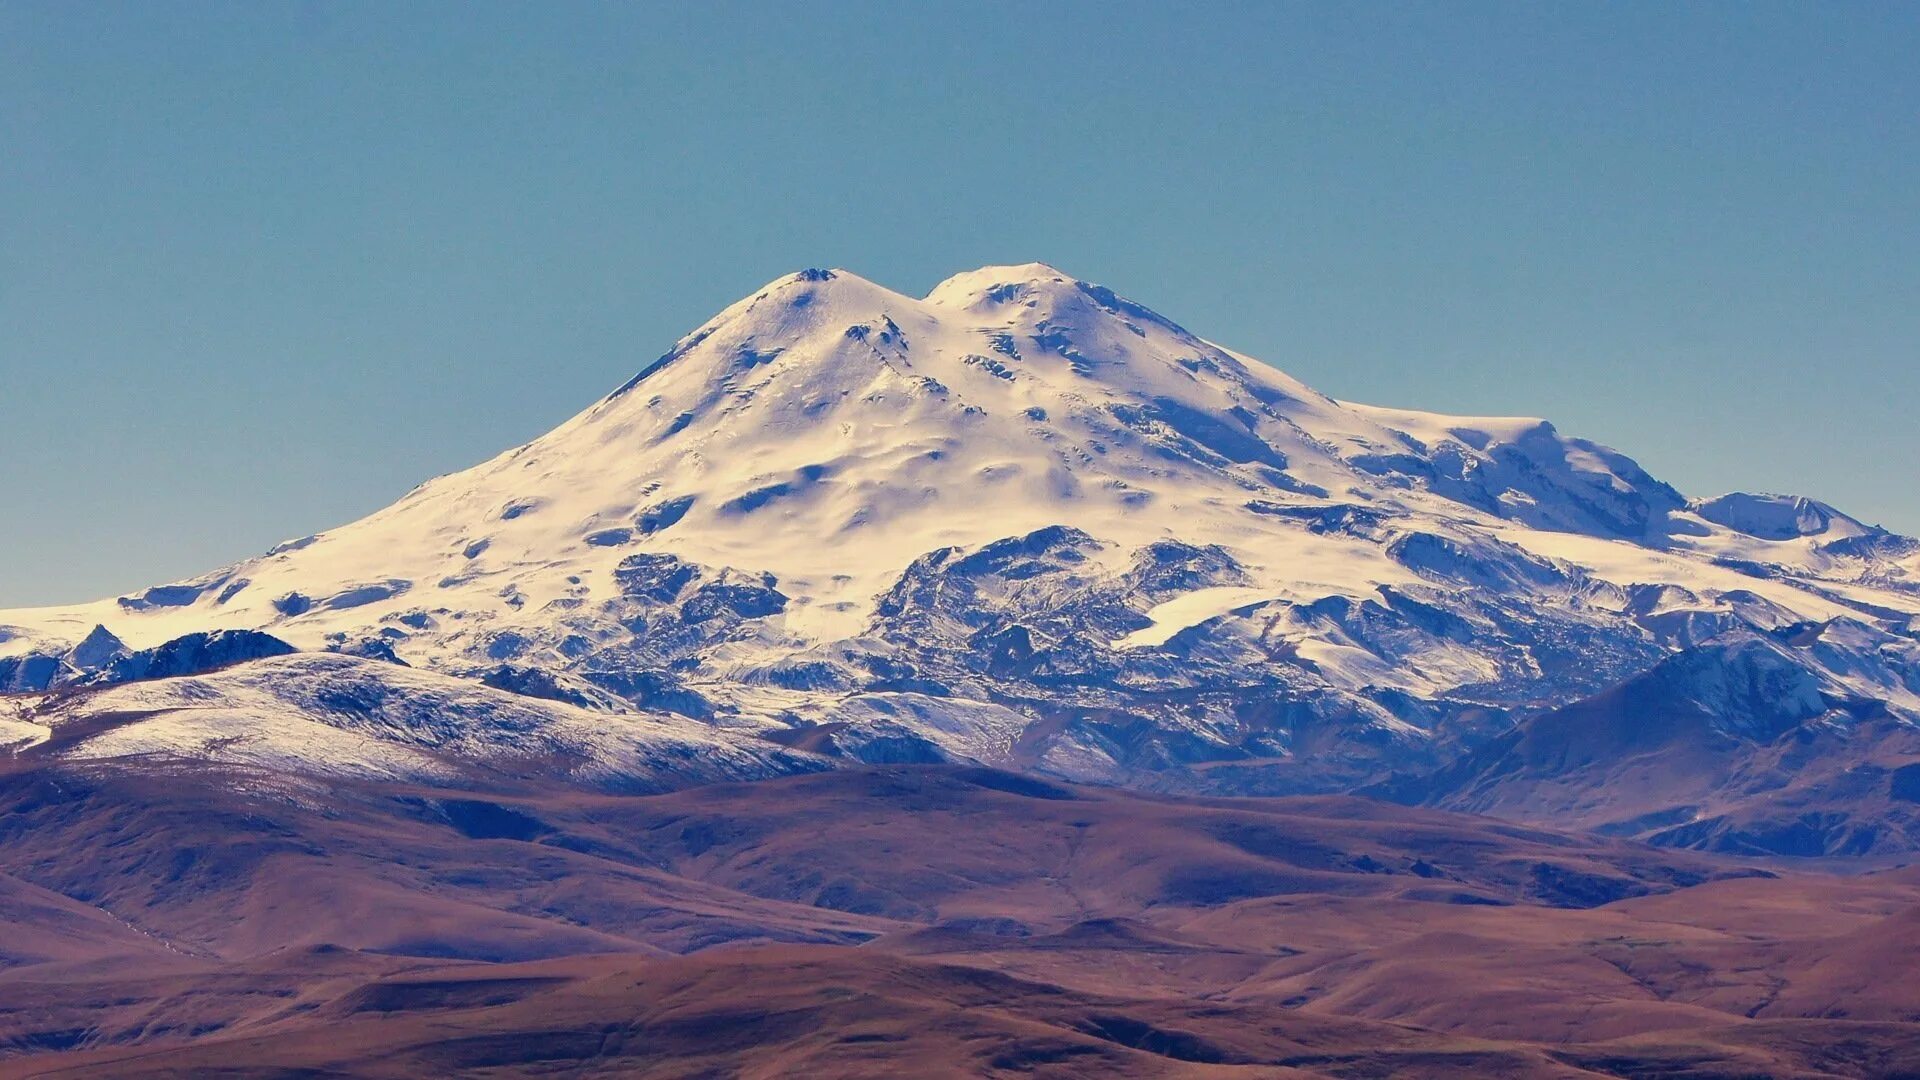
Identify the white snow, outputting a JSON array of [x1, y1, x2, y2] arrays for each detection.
[[30, 653, 818, 788], [1114, 587, 1279, 649]]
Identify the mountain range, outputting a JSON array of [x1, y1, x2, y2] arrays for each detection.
[[9, 263, 1920, 1076], [5, 263, 1919, 859]]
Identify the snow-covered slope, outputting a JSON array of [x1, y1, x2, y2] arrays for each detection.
[[6, 263, 1920, 850], [2, 651, 822, 791]]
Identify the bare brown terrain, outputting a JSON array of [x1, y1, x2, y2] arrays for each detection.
[[2, 762, 1919, 1077]]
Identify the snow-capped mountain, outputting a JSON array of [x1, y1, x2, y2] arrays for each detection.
[[6, 264, 1920, 853]]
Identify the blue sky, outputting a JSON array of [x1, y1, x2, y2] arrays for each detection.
[[3, 2, 1916, 605]]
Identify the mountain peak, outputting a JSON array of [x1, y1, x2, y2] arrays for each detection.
[[923, 262, 1080, 309], [1687, 492, 1866, 541]]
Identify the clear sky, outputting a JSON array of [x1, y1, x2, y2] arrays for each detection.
[[4, 2, 1916, 606]]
